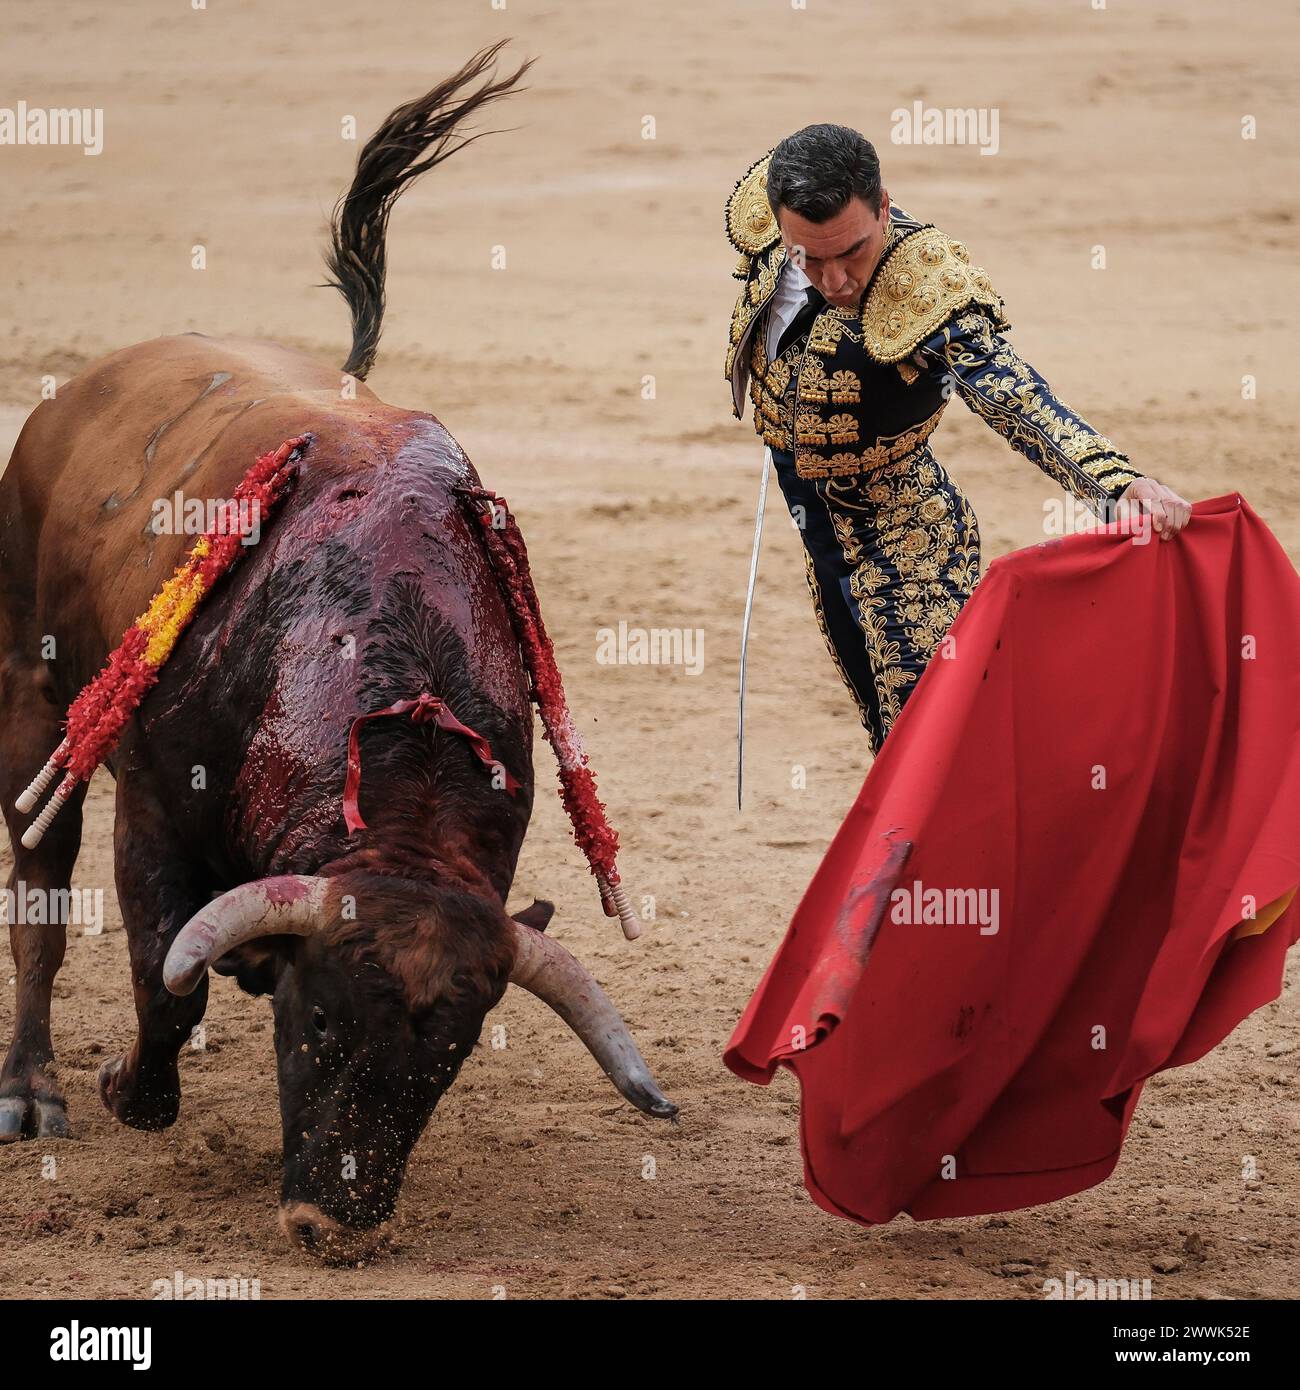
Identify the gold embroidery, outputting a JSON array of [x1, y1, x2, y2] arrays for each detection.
[[946, 489, 983, 598], [795, 412, 829, 446], [767, 354, 791, 397], [807, 310, 855, 356], [795, 403, 947, 479], [824, 466, 981, 691], [831, 511, 863, 563], [798, 357, 863, 405], [919, 493, 949, 524], [862, 228, 1007, 363], [827, 502, 912, 737], [829, 369, 862, 403], [945, 333, 1138, 505], [799, 357, 829, 403], [725, 241, 787, 391], [725, 151, 780, 256], [875, 524, 964, 663], [826, 413, 859, 445], [1079, 453, 1124, 477], [848, 573, 913, 732]]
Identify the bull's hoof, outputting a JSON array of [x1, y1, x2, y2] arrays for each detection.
[[0, 1087, 70, 1143], [97, 1055, 180, 1131]]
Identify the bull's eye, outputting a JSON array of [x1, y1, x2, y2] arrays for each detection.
[[311, 1005, 328, 1037]]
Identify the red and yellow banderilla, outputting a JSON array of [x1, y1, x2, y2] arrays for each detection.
[[16, 435, 309, 848]]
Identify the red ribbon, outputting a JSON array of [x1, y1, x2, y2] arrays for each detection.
[[458, 485, 622, 895], [343, 691, 520, 833]]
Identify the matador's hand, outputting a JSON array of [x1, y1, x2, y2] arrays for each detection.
[[1116, 478, 1192, 540]]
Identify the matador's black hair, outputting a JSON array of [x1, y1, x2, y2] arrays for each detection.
[[767, 123, 883, 222]]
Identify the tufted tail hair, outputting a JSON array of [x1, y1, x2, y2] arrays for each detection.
[[323, 41, 532, 381]]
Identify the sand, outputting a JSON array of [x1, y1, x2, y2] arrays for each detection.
[[1, 0, 1296, 1299]]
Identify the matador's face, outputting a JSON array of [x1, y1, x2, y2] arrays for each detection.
[[776, 191, 892, 309]]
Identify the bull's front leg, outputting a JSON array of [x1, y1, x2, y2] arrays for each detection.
[[0, 650, 87, 1142], [0, 815, 84, 1140], [98, 762, 210, 1131]]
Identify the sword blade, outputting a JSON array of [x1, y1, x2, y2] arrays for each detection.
[[738, 446, 772, 811]]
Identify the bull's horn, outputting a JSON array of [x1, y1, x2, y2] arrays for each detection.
[[164, 876, 331, 997], [508, 921, 678, 1119]]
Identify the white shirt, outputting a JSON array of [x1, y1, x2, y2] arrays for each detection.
[[764, 259, 815, 359]]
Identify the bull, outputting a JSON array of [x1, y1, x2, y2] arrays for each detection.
[[0, 44, 675, 1260]]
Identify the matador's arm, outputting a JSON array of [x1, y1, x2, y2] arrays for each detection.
[[917, 307, 1143, 517]]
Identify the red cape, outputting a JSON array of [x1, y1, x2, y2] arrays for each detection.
[[724, 494, 1300, 1225]]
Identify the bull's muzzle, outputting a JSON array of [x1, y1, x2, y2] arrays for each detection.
[[278, 1201, 387, 1264]]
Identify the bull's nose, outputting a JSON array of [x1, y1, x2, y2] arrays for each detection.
[[278, 1201, 385, 1264]]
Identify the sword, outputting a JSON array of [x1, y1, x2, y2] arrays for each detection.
[[737, 445, 772, 811]]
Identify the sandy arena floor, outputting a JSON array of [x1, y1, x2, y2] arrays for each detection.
[[1, 0, 1297, 1299]]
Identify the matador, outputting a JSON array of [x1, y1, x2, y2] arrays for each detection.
[[726, 125, 1190, 753]]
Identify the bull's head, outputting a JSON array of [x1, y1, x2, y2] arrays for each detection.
[[162, 873, 675, 1261]]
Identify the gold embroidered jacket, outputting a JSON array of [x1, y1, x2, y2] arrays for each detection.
[[724, 154, 1142, 510]]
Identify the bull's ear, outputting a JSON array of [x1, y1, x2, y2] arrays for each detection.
[[510, 899, 554, 933], [209, 938, 295, 997]]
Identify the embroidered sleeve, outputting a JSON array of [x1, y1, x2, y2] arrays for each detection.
[[918, 308, 1142, 513]]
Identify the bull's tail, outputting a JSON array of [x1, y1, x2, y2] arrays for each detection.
[[324, 40, 531, 381]]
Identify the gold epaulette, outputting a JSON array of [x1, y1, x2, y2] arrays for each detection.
[[725, 151, 781, 258], [862, 227, 1007, 363]]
